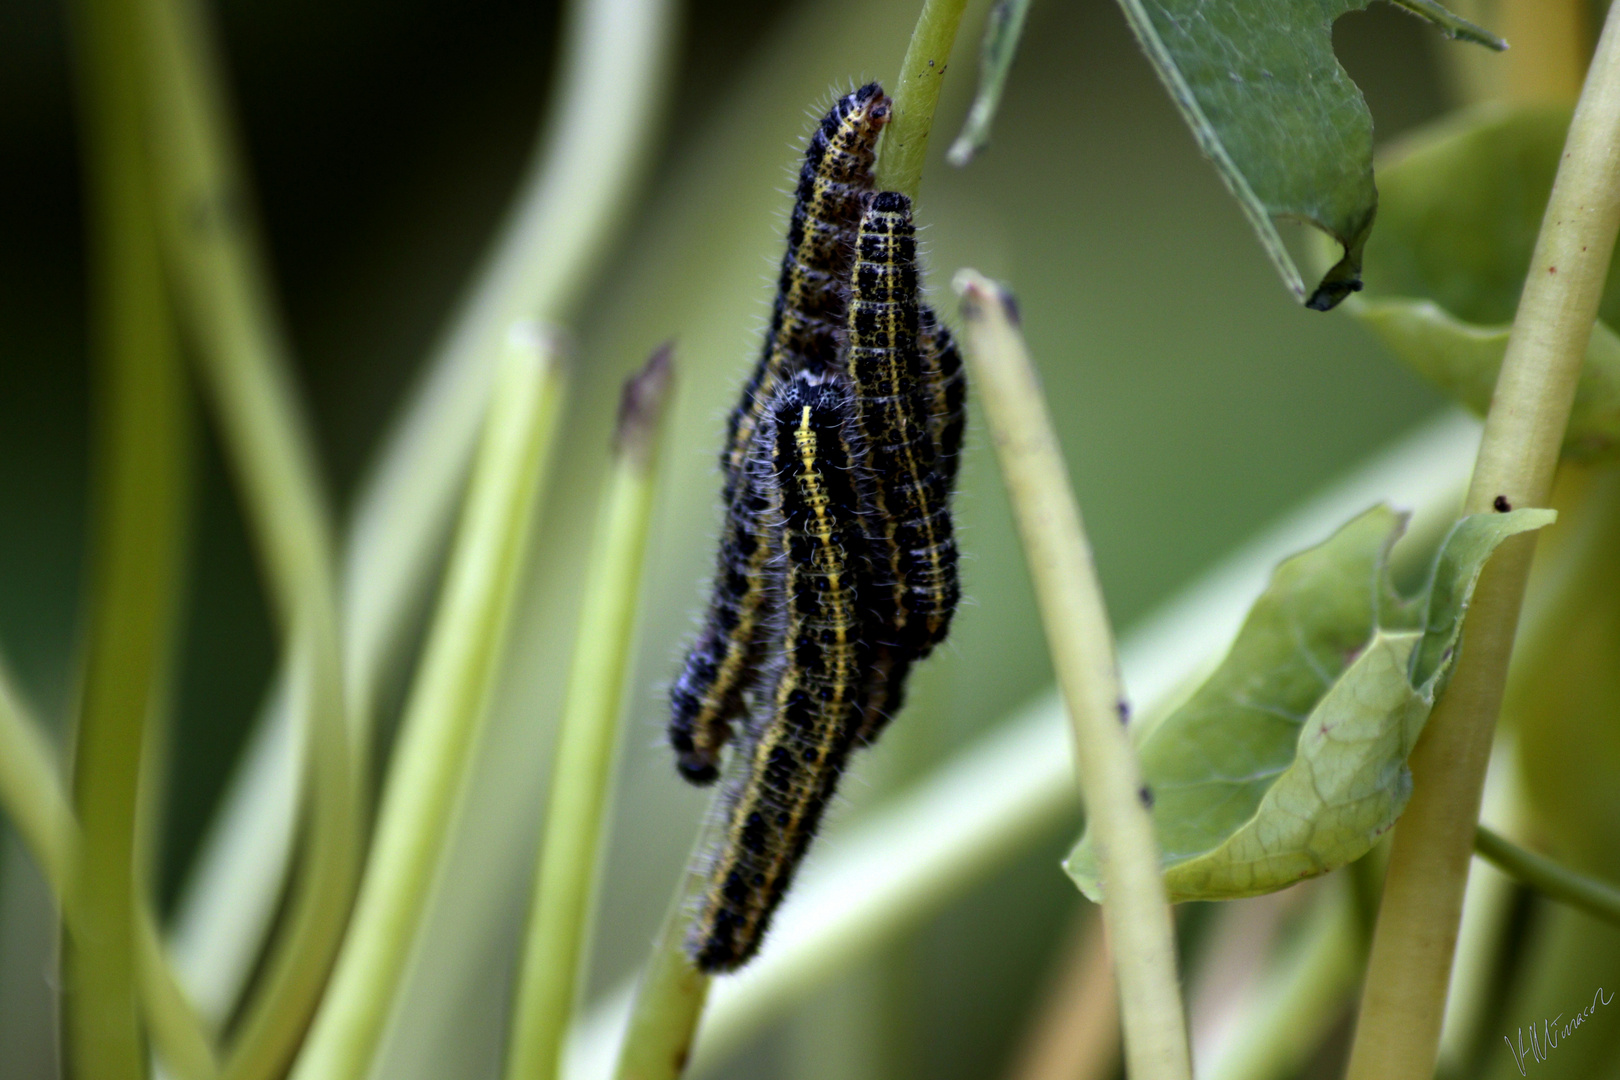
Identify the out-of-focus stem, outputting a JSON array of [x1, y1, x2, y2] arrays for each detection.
[[1346, 5, 1620, 1077], [1444, 0, 1589, 104], [875, 0, 971, 199], [290, 328, 567, 1080], [64, 3, 190, 1076], [955, 269, 1191, 1080], [1474, 826, 1620, 927], [162, 0, 679, 1028], [1004, 909, 1119, 1080], [504, 346, 673, 1080]]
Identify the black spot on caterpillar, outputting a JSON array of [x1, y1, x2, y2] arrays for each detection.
[[1493, 495, 1512, 512], [670, 84, 891, 785], [689, 373, 870, 972]]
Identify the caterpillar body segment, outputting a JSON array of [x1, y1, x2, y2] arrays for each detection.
[[668, 465, 775, 785], [689, 374, 870, 972], [722, 83, 892, 495], [845, 192, 960, 660]]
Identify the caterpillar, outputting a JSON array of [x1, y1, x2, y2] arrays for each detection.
[[688, 372, 869, 972], [669, 84, 892, 785], [842, 192, 961, 744]]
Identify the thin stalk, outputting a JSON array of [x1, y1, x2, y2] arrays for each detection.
[[953, 270, 1191, 1080], [611, 837, 715, 1080], [506, 347, 675, 1080], [0, 666, 76, 900], [290, 328, 567, 1080], [874, 0, 971, 199], [164, 0, 678, 1025], [1474, 825, 1620, 928], [1345, 5, 1620, 1077], [64, 3, 190, 1077], [124, 1, 362, 1076], [138, 906, 220, 1080]]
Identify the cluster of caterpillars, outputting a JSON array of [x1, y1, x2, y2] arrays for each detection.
[[668, 83, 966, 973]]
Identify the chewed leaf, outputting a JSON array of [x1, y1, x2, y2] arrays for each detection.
[[1411, 508, 1558, 693], [1115, 0, 1502, 309], [1340, 106, 1620, 459], [1066, 504, 1554, 904]]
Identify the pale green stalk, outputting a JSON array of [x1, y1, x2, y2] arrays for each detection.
[[1474, 826, 1620, 927], [506, 348, 675, 1080], [291, 329, 567, 1080], [954, 270, 1191, 1080], [122, 1, 361, 1077], [874, 0, 972, 199], [0, 667, 75, 900], [164, 0, 678, 1026], [137, 905, 220, 1080], [0, 661, 216, 1078], [611, 835, 715, 1080], [1346, 5, 1620, 1077], [64, 3, 190, 1076]]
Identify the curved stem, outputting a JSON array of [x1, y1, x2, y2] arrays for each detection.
[[875, 0, 971, 199], [64, 4, 191, 1076], [0, 667, 76, 901], [290, 330, 567, 1080], [1345, 5, 1620, 1077], [954, 270, 1191, 1080], [1474, 825, 1620, 928], [163, 0, 680, 1026], [506, 348, 673, 1080]]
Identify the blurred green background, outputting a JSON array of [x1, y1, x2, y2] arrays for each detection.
[[0, 0, 1463, 1076]]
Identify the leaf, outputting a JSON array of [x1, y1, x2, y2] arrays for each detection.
[[1114, 0, 1502, 310], [1065, 503, 1554, 903], [1341, 105, 1620, 460], [1410, 507, 1557, 694], [947, 0, 1034, 167]]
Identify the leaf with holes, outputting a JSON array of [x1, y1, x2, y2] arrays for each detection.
[[1065, 503, 1554, 902], [1115, 0, 1503, 309]]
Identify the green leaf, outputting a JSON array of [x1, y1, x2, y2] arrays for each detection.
[[1114, 0, 1502, 309], [1065, 503, 1554, 903], [1342, 105, 1620, 459], [1410, 508, 1557, 694]]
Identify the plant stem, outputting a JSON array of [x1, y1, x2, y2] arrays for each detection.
[[122, 2, 364, 1076], [954, 270, 1191, 1080], [1345, 5, 1620, 1077], [290, 328, 567, 1080], [0, 668, 76, 901], [612, 839, 715, 1080], [64, 3, 190, 1076], [504, 346, 674, 1080], [875, 0, 971, 199], [1474, 825, 1620, 928], [163, 0, 678, 1026]]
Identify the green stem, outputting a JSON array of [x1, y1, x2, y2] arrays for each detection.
[[0, 666, 76, 901], [506, 346, 674, 1080], [1474, 825, 1620, 928], [64, 3, 190, 1076], [138, 906, 221, 1079], [290, 329, 567, 1080], [612, 837, 715, 1080], [874, 0, 971, 199], [1346, 5, 1620, 1078], [163, 0, 678, 1027], [954, 270, 1191, 1080]]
